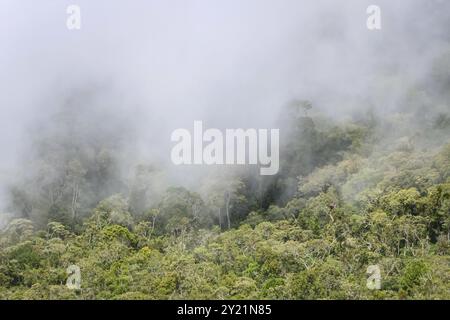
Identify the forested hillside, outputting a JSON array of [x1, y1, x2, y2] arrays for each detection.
[[1, 1, 450, 301], [1, 58, 449, 299]]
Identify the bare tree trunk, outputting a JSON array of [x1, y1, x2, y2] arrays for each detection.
[[71, 183, 79, 220], [218, 207, 222, 229], [192, 204, 200, 223], [151, 216, 156, 233], [225, 191, 231, 229]]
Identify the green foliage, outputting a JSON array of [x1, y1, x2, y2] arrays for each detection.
[[1, 101, 449, 300], [399, 260, 428, 292]]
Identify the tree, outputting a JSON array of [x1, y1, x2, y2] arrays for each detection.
[[2, 219, 34, 244], [91, 194, 134, 229]]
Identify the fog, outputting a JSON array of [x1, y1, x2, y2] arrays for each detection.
[[0, 0, 449, 222]]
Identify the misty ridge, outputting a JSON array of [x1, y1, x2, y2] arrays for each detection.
[[0, 0, 449, 300], [0, 0, 449, 227]]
